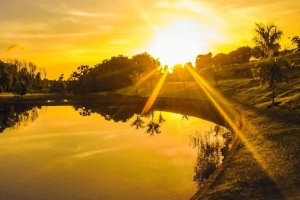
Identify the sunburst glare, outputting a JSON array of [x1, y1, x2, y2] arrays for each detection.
[[184, 64, 283, 195], [141, 70, 168, 115], [148, 20, 208, 68]]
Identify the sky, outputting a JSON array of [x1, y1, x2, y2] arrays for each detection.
[[1, 0, 300, 79]]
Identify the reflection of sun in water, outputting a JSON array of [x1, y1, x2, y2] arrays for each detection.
[[148, 20, 208, 69]]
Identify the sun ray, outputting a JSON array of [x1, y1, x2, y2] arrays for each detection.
[[136, 68, 158, 86], [141, 70, 168, 115], [185, 65, 283, 195]]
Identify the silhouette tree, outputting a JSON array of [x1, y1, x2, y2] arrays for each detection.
[[195, 52, 212, 70], [13, 79, 22, 96], [52, 74, 66, 96], [253, 23, 283, 58], [132, 52, 160, 72], [34, 72, 43, 90], [257, 57, 291, 107]]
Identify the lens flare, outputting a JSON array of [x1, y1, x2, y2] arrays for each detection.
[[141, 70, 168, 115], [185, 65, 282, 195], [136, 68, 158, 86]]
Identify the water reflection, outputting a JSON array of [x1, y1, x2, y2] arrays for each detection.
[[190, 125, 234, 189], [144, 111, 162, 136], [72, 104, 236, 188], [73, 104, 138, 122], [0, 106, 201, 200], [0, 104, 39, 133], [182, 115, 189, 120], [0, 104, 236, 199], [131, 114, 145, 129], [73, 104, 166, 137]]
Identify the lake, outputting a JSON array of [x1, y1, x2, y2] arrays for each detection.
[[0, 105, 231, 200]]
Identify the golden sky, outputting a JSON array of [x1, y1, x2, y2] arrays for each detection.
[[1, 0, 300, 79]]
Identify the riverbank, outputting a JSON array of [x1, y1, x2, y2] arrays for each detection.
[[196, 78, 300, 199]]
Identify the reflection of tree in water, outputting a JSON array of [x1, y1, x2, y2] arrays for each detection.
[[137, 110, 165, 137], [72, 105, 167, 137], [143, 111, 160, 137], [190, 125, 234, 189], [131, 111, 165, 136], [73, 104, 138, 122], [73, 106, 92, 116], [131, 114, 145, 129], [158, 111, 165, 124], [0, 105, 39, 133], [182, 115, 189, 120]]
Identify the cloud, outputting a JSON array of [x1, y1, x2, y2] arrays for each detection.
[[6, 44, 25, 51], [155, 0, 212, 15], [109, 39, 128, 45], [2, 32, 100, 39], [69, 146, 128, 159], [65, 10, 119, 18]]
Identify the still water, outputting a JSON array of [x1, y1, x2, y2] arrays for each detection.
[[0, 105, 230, 200]]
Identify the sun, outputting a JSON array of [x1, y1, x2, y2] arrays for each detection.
[[148, 20, 208, 69]]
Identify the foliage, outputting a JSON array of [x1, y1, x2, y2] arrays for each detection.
[[195, 52, 212, 69], [12, 79, 27, 97], [0, 60, 17, 92], [132, 52, 160, 72], [67, 53, 161, 95], [0, 59, 48, 94], [51, 74, 66, 96], [13, 79, 22, 96], [256, 57, 291, 106]]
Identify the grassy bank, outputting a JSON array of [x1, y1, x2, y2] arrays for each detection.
[[196, 65, 300, 199]]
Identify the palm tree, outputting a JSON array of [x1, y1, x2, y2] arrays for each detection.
[[257, 57, 291, 107], [253, 23, 283, 58]]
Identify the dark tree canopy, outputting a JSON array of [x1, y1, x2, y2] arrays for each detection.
[[195, 52, 212, 70], [67, 53, 161, 95], [253, 23, 283, 57]]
